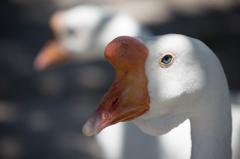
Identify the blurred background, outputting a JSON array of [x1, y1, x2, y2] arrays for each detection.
[[0, 0, 240, 159]]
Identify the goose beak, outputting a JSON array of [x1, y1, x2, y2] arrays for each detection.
[[82, 36, 150, 136], [33, 11, 70, 71], [33, 40, 71, 71]]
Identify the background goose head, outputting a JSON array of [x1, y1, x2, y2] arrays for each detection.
[[82, 34, 231, 158], [34, 5, 111, 70], [34, 5, 151, 71]]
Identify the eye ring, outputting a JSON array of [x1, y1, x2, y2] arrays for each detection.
[[159, 53, 174, 66]]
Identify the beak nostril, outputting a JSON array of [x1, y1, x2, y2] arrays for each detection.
[[111, 98, 119, 108]]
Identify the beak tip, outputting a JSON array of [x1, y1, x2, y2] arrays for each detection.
[[33, 52, 48, 71], [82, 112, 102, 136], [33, 60, 44, 71], [82, 126, 97, 137]]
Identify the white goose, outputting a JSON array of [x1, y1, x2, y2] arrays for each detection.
[[82, 34, 234, 159], [34, 4, 151, 70]]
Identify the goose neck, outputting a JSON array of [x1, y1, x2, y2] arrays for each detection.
[[190, 96, 232, 159]]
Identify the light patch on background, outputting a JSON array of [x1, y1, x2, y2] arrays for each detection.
[[51, 0, 240, 24], [55, 131, 103, 158], [96, 123, 125, 159], [0, 137, 24, 159], [75, 66, 109, 89], [0, 102, 18, 122], [27, 110, 52, 132], [67, 94, 101, 120], [231, 104, 240, 159], [159, 119, 191, 159], [36, 73, 66, 96]]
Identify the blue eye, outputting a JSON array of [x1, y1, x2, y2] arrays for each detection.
[[161, 54, 173, 64]]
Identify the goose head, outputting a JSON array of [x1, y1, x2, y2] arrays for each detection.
[[34, 5, 113, 70], [34, 5, 146, 71], [82, 34, 231, 138]]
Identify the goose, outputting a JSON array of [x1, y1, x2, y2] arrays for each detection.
[[34, 4, 151, 71], [82, 34, 234, 159]]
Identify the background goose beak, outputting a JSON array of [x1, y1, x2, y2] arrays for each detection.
[[33, 40, 71, 71], [34, 11, 68, 71]]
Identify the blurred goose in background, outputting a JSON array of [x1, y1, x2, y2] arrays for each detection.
[[82, 35, 240, 159], [34, 4, 152, 71]]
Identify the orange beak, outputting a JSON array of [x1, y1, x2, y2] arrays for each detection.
[[82, 36, 150, 136], [33, 11, 71, 71], [33, 40, 71, 71]]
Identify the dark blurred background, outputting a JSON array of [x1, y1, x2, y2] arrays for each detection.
[[0, 0, 240, 159]]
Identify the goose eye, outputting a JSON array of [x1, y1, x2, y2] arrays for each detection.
[[160, 53, 174, 65]]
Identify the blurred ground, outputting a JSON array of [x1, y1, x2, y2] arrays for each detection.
[[0, 0, 240, 159]]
